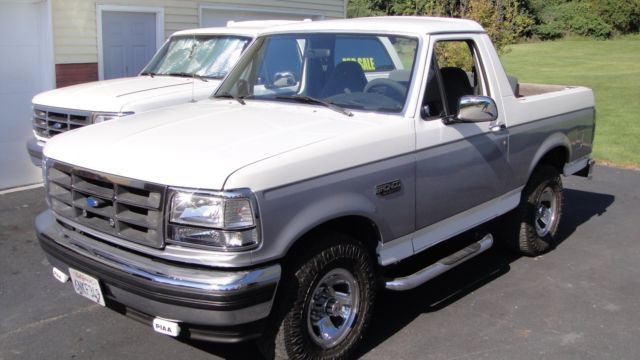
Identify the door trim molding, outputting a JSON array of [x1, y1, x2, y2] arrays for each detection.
[[377, 186, 523, 266], [96, 5, 165, 80], [197, 4, 324, 27]]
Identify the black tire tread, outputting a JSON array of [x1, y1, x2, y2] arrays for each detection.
[[509, 164, 563, 256], [259, 233, 376, 360]]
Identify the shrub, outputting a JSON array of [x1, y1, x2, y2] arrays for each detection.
[[348, 0, 536, 53], [542, 1, 612, 40], [567, 14, 613, 39], [591, 0, 640, 33], [535, 22, 565, 40], [462, 0, 536, 53]]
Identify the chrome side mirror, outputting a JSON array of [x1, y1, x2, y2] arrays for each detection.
[[456, 95, 498, 123]]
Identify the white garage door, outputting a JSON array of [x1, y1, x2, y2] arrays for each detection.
[[201, 7, 320, 27], [0, 2, 52, 189]]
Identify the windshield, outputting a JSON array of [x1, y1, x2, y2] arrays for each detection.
[[215, 33, 419, 113], [142, 35, 251, 79]]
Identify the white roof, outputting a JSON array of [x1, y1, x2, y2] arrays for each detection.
[[171, 26, 267, 37], [264, 16, 485, 35], [171, 20, 313, 38], [226, 19, 312, 28]]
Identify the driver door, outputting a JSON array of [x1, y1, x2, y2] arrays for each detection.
[[413, 35, 511, 252]]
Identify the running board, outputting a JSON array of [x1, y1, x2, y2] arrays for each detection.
[[384, 234, 494, 291]]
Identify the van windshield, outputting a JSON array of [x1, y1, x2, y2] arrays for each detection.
[[214, 33, 419, 113], [142, 35, 251, 79]]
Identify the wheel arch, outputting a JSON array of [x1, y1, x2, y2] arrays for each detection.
[[261, 189, 387, 266], [527, 133, 571, 179], [282, 214, 383, 267]]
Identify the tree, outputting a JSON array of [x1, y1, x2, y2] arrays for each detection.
[[347, 0, 536, 52]]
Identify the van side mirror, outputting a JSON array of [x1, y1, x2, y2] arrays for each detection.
[[456, 95, 498, 123]]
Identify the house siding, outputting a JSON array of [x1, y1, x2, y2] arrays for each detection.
[[52, 0, 345, 66]]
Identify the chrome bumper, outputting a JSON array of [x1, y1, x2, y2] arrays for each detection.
[[26, 137, 44, 166], [36, 210, 280, 330]]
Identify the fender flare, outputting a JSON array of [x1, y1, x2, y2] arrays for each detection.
[[273, 191, 383, 256], [527, 132, 571, 178]]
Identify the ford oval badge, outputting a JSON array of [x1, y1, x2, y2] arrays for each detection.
[[86, 196, 103, 208]]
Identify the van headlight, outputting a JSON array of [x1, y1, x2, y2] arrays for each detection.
[[92, 111, 134, 123], [167, 189, 260, 251]]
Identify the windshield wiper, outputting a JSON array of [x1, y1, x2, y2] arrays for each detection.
[[275, 95, 353, 117], [140, 71, 155, 78], [213, 92, 246, 105], [166, 72, 209, 82]]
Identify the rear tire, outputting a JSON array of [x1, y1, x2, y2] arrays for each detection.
[[258, 233, 376, 360], [508, 164, 564, 256]]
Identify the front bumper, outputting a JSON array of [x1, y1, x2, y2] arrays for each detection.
[[26, 137, 45, 166], [36, 210, 281, 343]]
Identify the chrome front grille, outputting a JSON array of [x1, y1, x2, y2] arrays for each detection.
[[46, 161, 167, 248], [33, 107, 92, 138]]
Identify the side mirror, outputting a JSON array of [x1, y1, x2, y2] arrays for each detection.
[[456, 95, 498, 123], [272, 71, 296, 88]]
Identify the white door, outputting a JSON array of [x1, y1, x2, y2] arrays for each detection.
[[0, 2, 52, 189], [201, 8, 317, 27], [102, 11, 157, 79]]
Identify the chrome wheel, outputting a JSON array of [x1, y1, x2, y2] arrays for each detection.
[[307, 268, 360, 349], [534, 186, 558, 237]]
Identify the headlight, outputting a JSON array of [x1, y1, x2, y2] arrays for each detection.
[[168, 189, 259, 251], [92, 111, 134, 123]]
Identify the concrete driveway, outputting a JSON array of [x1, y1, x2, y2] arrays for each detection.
[[1, 165, 639, 359]]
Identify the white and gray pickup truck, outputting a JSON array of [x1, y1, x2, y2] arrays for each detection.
[[35, 17, 595, 360], [26, 21, 301, 166]]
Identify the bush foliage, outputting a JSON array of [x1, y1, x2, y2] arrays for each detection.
[[348, 0, 640, 43], [348, 0, 535, 52]]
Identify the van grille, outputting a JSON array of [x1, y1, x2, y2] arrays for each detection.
[[45, 161, 167, 248], [33, 107, 92, 138]]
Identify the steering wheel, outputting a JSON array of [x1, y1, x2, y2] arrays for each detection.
[[364, 78, 406, 102]]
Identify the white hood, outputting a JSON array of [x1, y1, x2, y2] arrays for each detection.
[[43, 100, 373, 190], [32, 76, 219, 112]]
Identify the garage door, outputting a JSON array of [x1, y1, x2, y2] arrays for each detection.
[[0, 2, 52, 189], [201, 7, 319, 27], [102, 11, 157, 79]]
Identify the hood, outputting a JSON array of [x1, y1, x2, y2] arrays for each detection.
[[32, 76, 219, 112], [43, 100, 374, 190]]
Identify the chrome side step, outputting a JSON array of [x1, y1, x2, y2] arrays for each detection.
[[384, 234, 494, 291]]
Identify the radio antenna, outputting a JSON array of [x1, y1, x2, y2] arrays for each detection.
[[190, 74, 196, 103], [190, 35, 196, 103]]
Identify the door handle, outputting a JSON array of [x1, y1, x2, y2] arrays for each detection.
[[490, 124, 507, 133]]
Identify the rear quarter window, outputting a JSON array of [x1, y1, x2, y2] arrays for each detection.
[[334, 37, 394, 72]]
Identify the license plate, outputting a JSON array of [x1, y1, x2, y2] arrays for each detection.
[[69, 268, 105, 306]]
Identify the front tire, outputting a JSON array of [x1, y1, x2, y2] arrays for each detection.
[[509, 164, 564, 256], [260, 233, 376, 360]]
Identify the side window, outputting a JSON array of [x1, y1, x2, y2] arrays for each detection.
[[435, 41, 475, 74], [334, 36, 394, 72], [257, 37, 302, 87], [422, 39, 486, 118], [422, 57, 446, 118]]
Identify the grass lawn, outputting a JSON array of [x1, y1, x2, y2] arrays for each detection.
[[500, 35, 640, 168]]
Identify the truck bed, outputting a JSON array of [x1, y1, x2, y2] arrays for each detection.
[[517, 83, 575, 98]]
